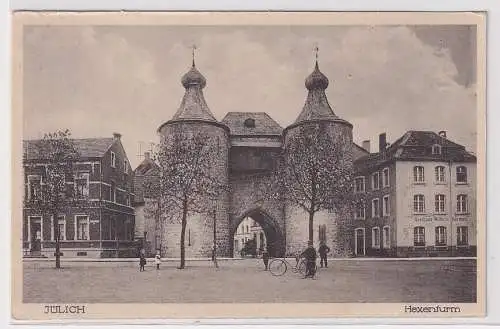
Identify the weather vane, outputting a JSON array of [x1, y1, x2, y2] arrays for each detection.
[[192, 44, 197, 66]]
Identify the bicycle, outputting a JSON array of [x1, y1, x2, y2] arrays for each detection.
[[268, 255, 318, 277]]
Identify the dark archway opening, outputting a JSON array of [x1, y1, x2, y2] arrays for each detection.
[[231, 209, 285, 258]]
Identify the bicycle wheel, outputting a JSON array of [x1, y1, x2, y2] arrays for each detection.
[[297, 259, 307, 276], [269, 259, 287, 276]]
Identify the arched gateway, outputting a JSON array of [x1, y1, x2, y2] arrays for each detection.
[[146, 56, 360, 258]]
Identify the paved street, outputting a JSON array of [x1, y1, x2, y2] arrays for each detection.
[[23, 258, 476, 303]]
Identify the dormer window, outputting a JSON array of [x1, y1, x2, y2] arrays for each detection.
[[244, 118, 256, 128], [432, 144, 442, 155]]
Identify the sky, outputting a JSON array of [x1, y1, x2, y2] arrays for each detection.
[[22, 25, 477, 168]]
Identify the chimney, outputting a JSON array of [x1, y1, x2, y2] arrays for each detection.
[[144, 152, 150, 160], [113, 132, 122, 140], [379, 133, 387, 154], [362, 140, 371, 153], [438, 130, 447, 138]]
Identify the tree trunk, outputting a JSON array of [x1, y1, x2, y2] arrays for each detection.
[[179, 199, 188, 269], [54, 214, 61, 269], [308, 211, 314, 244]]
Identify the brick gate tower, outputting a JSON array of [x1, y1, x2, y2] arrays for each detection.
[[142, 55, 358, 259], [157, 58, 232, 258], [283, 58, 355, 257]]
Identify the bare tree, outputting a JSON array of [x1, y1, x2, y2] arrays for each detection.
[[147, 130, 227, 269], [24, 129, 83, 269], [275, 123, 358, 245]]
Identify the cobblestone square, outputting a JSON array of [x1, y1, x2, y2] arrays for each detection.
[[23, 258, 476, 303]]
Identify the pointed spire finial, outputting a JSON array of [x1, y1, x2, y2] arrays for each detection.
[[191, 44, 197, 67]]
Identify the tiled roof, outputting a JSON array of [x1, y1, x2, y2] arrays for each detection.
[[221, 112, 283, 136], [355, 131, 476, 172], [171, 64, 217, 122], [294, 62, 339, 124], [23, 138, 115, 161]]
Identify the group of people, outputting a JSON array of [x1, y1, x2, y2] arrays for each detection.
[[139, 248, 162, 272], [262, 241, 331, 278], [139, 241, 331, 275]]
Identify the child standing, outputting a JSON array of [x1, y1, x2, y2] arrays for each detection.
[[139, 254, 146, 272], [155, 250, 161, 270]]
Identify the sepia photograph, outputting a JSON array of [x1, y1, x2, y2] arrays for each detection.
[[11, 12, 486, 319]]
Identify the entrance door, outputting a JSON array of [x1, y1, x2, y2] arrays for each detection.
[[355, 228, 365, 256], [30, 217, 42, 253]]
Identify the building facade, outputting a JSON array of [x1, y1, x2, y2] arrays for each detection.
[[23, 133, 136, 258], [233, 217, 267, 257], [133, 151, 161, 257], [353, 131, 477, 257]]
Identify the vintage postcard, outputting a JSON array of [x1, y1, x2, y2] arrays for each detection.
[[11, 11, 486, 321]]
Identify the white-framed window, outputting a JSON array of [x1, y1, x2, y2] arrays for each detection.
[[414, 194, 425, 213], [75, 215, 90, 240], [51, 215, 66, 241], [435, 226, 447, 246], [354, 204, 365, 219], [372, 172, 380, 190], [74, 172, 90, 198], [124, 159, 128, 174], [413, 166, 425, 183], [27, 216, 42, 242], [435, 166, 445, 183], [456, 166, 468, 184], [371, 198, 380, 218], [27, 174, 42, 200], [432, 144, 442, 155], [318, 224, 327, 244], [383, 226, 390, 249], [382, 195, 390, 216], [434, 194, 446, 214], [111, 151, 116, 168], [372, 227, 380, 249], [382, 168, 390, 187], [457, 194, 468, 213], [414, 226, 425, 246], [354, 177, 365, 193], [457, 226, 468, 246], [110, 182, 116, 203]]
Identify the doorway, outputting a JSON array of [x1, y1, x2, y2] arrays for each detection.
[[30, 217, 42, 253], [355, 228, 365, 256]]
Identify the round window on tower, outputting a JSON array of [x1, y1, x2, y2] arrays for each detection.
[[244, 118, 256, 128]]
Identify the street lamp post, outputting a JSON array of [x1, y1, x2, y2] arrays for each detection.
[[212, 204, 218, 268]]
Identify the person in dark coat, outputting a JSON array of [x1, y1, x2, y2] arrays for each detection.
[[318, 241, 331, 268], [300, 241, 317, 278], [262, 247, 270, 270], [139, 249, 146, 272]]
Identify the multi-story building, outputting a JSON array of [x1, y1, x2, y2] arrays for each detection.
[[233, 217, 267, 257], [133, 151, 161, 257], [353, 131, 477, 257], [22, 133, 136, 258]]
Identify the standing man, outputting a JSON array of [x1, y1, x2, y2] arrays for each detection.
[[300, 241, 317, 278], [318, 241, 331, 268], [262, 246, 270, 271]]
